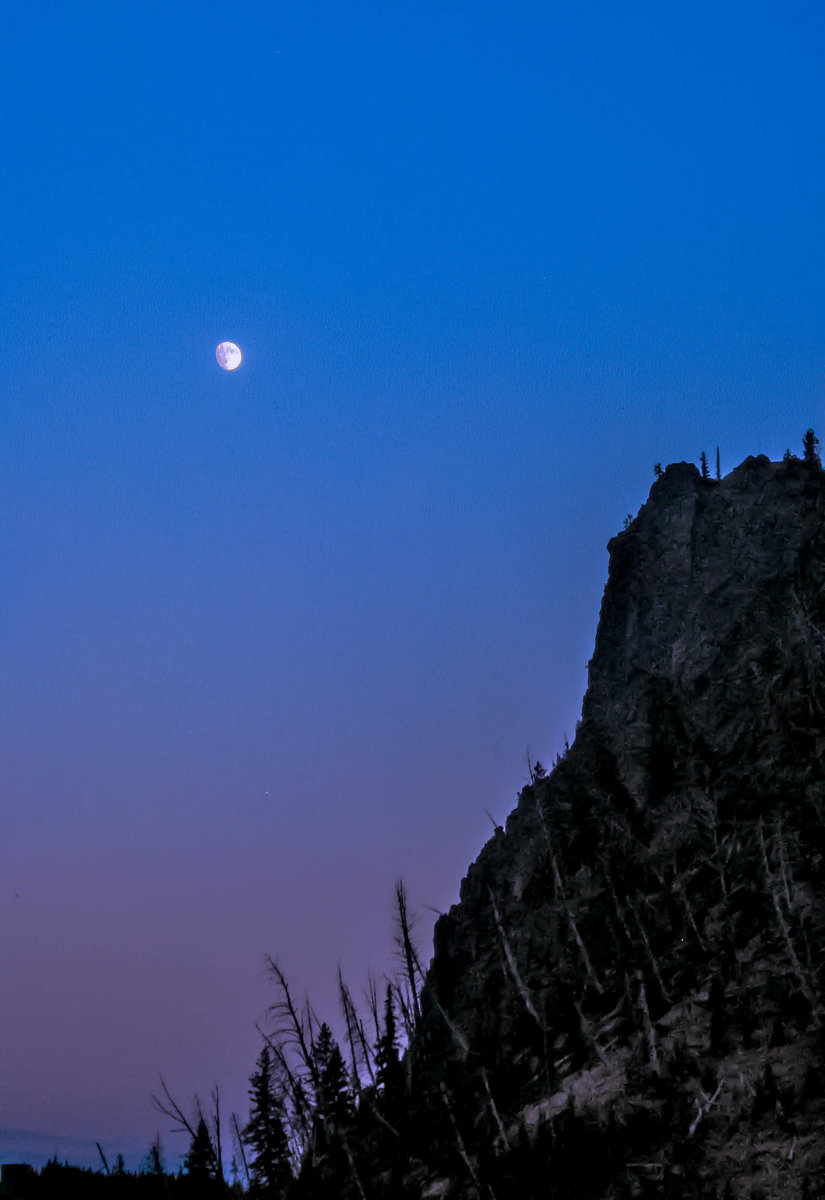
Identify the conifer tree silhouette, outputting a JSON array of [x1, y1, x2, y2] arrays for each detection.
[[313, 1024, 352, 1129], [803, 427, 821, 466], [184, 1115, 219, 1185], [375, 984, 404, 1115], [244, 1045, 293, 1195]]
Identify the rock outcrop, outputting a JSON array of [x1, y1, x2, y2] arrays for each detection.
[[414, 454, 825, 1199]]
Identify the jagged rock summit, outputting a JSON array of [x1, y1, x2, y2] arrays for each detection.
[[415, 453, 825, 1198]]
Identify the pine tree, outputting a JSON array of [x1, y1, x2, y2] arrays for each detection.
[[803, 428, 821, 466], [185, 1115, 218, 1183], [244, 1046, 293, 1196], [700, 451, 709, 479], [375, 985, 404, 1114], [393, 881, 422, 1033], [313, 1024, 352, 1129], [303, 1024, 356, 1197], [144, 1135, 164, 1177], [715, 446, 721, 480]]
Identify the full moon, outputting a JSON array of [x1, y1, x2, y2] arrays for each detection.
[[216, 341, 243, 371]]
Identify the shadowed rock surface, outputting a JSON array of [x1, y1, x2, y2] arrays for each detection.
[[412, 454, 825, 1198]]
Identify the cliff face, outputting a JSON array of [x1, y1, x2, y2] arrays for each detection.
[[415, 454, 825, 1199], [583, 454, 825, 808]]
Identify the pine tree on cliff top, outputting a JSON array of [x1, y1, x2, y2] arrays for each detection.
[[803, 427, 821, 466]]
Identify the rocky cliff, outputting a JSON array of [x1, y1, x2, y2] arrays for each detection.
[[413, 453, 825, 1199]]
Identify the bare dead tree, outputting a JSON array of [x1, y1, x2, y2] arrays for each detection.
[[693, 787, 730, 897], [526, 746, 537, 784], [624, 894, 672, 1005], [210, 1085, 224, 1181], [152, 1076, 199, 1142], [603, 860, 636, 950], [434, 998, 470, 1060], [688, 1079, 724, 1137], [152, 1077, 224, 1178], [481, 1067, 510, 1151], [535, 797, 604, 995], [265, 958, 320, 1091], [757, 818, 820, 1018], [644, 851, 707, 954], [394, 880, 423, 1029], [773, 815, 819, 971], [637, 973, 660, 1076], [303, 992, 322, 1063], [340, 1127, 369, 1200], [671, 872, 707, 951], [440, 1083, 497, 1200], [775, 813, 794, 909], [372, 1105, 401, 1140], [338, 967, 375, 1089], [485, 807, 503, 834], [573, 1000, 611, 1069], [394, 979, 415, 1043], [230, 1112, 250, 1189], [359, 968, 384, 1070], [338, 968, 361, 1092], [487, 886, 542, 1026]]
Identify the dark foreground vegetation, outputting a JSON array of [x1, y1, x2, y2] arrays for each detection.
[[9, 828, 825, 1200]]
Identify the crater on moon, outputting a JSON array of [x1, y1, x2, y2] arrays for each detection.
[[216, 341, 243, 371]]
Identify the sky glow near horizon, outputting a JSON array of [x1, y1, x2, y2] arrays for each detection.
[[2, 0, 825, 1169]]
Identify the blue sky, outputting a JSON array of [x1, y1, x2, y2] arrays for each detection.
[[2, 0, 825, 1168]]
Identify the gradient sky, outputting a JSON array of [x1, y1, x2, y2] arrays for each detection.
[[3, 0, 825, 1170]]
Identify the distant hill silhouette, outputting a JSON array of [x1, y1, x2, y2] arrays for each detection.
[[0, 1126, 101, 1171]]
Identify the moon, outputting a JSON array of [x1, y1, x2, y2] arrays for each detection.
[[216, 341, 243, 371]]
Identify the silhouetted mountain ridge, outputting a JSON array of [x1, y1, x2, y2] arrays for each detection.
[[411, 452, 825, 1197], [0, 1127, 104, 1172]]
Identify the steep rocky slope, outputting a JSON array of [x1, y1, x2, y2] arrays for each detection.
[[413, 454, 825, 1199]]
